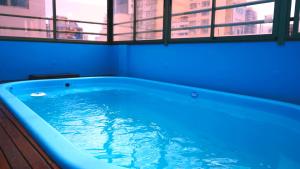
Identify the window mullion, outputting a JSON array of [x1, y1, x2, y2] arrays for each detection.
[[163, 0, 171, 45], [210, 0, 216, 38], [52, 0, 57, 40], [272, 0, 281, 37], [133, 0, 137, 41], [108, 0, 113, 43], [276, 0, 292, 44]]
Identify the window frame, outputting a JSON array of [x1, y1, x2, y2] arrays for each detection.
[[0, 0, 109, 44], [169, 0, 277, 43], [0, 0, 299, 45]]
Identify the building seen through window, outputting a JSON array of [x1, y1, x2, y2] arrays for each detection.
[[0, 0, 296, 42], [214, 0, 274, 37], [0, 0, 52, 38], [113, 0, 134, 41], [113, 0, 163, 41], [0, 0, 107, 41], [56, 0, 107, 41], [171, 0, 212, 39], [0, 0, 29, 8], [171, 0, 274, 39]]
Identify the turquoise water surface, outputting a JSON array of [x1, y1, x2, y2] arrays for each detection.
[[18, 87, 300, 169]]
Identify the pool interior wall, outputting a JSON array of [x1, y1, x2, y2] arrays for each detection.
[[1, 40, 300, 105]]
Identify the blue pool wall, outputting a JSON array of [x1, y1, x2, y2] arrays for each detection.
[[0, 40, 116, 82], [114, 42, 300, 105], [1, 40, 300, 105]]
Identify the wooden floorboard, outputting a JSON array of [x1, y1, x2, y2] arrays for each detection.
[[0, 124, 31, 169], [0, 103, 60, 169], [0, 147, 11, 169]]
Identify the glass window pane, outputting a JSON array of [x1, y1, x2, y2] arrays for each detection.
[[0, 0, 29, 8], [56, 0, 107, 41], [0, 0, 53, 38], [214, 2, 274, 36], [114, 23, 133, 34], [56, 0, 106, 23], [11, 0, 29, 8], [171, 14, 211, 38], [57, 33, 106, 42], [215, 3, 274, 24], [215, 23, 272, 36], [0, 29, 52, 38], [113, 0, 134, 41], [114, 33, 133, 41], [172, 0, 212, 14], [55, 19, 106, 41], [171, 0, 212, 39], [56, 20, 104, 34], [0, 15, 52, 30], [216, 0, 264, 7], [0, 0, 52, 17], [136, 0, 163, 40], [136, 18, 163, 40], [114, 23, 133, 41], [172, 28, 211, 38], [0, 0, 8, 5], [136, 31, 162, 40]]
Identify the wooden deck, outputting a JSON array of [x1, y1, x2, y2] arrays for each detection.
[[0, 103, 60, 169]]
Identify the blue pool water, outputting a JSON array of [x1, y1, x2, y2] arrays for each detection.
[[17, 86, 300, 169]]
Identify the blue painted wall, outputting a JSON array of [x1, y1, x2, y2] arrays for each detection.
[[0, 41, 116, 81], [115, 42, 300, 104]]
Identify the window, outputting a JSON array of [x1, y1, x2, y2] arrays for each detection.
[[190, 3, 197, 9], [11, 0, 28, 8], [201, 28, 209, 34], [0, 0, 298, 44], [181, 16, 189, 22], [113, 0, 134, 41], [0, 0, 7, 5], [0, 0, 53, 38], [171, 0, 212, 39], [56, 0, 107, 41], [0, 0, 107, 42], [0, 0, 28, 8], [171, 0, 275, 40], [201, 11, 210, 16], [201, 19, 209, 25], [202, 0, 210, 7], [214, 0, 275, 37], [113, 0, 164, 41], [136, 0, 163, 40]]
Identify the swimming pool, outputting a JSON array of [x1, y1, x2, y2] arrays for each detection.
[[0, 77, 299, 169]]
